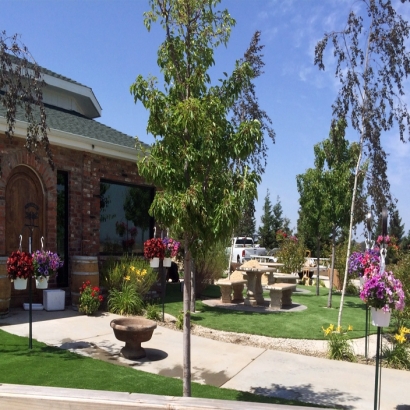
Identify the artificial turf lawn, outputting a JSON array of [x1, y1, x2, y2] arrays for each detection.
[[163, 284, 380, 339], [0, 330, 315, 407]]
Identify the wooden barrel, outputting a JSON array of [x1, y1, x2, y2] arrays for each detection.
[[0, 257, 11, 318], [70, 256, 99, 308]]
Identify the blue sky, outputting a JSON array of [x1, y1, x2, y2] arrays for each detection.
[[2, 0, 410, 240]]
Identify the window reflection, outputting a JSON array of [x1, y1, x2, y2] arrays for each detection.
[[100, 181, 154, 255]]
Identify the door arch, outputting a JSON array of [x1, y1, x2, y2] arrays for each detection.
[[5, 165, 45, 254]]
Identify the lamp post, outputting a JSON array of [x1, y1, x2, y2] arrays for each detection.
[[374, 207, 388, 410], [24, 201, 39, 349]]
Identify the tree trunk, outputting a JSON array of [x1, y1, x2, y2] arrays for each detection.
[[337, 132, 364, 327], [183, 237, 191, 397], [316, 237, 320, 296], [190, 258, 195, 312], [327, 225, 336, 308]]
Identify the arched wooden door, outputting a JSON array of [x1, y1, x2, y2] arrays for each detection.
[[5, 166, 45, 254]]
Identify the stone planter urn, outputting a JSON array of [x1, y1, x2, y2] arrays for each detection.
[[110, 317, 157, 360]]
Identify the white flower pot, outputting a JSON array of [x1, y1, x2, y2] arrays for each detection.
[[36, 276, 49, 289], [150, 257, 160, 268], [163, 257, 172, 267], [371, 307, 391, 327], [13, 277, 27, 290]]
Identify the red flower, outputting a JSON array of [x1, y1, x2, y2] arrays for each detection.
[[144, 238, 165, 259], [7, 250, 34, 280]]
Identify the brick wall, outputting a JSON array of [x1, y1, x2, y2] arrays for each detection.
[[0, 134, 151, 259]]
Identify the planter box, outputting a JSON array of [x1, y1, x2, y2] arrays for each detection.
[[23, 303, 43, 311], [43, 289, 65, 311]]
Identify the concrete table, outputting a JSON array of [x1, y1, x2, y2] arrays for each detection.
[[236, 266, 276, 306]]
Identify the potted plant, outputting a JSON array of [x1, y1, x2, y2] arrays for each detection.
[[162, 237, 180, 267], [360, 266, 405, 327], [348, 248, 380, 284], [32, 250, 64, 289], [143, 238, 165, 268], [6, 250, 34, 290]]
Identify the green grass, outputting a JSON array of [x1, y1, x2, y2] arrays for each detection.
[[0, 330, 314, 407], [163, 284, 379, 339]]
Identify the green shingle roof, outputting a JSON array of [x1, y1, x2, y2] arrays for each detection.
[[0, 103, 150, 150]]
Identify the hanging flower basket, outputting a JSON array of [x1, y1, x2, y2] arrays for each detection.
[[13, 277, 28, 290], [371, 307, 391, 327], [144, 238, 165, 260], [7, 250, 34, 288], [150, 257, 160, 268], [35, 276, 49, 289]]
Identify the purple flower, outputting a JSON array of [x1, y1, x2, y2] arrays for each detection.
[[32, 250, 64, 278], [360, 270, 405, 312]]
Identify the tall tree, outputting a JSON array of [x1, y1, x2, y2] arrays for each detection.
[[389, 209, 405, 244], [271, 196, 284, 248], [258, 189, 275, 249], [315, 0, 410, 326], [131, 0, 272, 396], [235, 199, 256, 238]]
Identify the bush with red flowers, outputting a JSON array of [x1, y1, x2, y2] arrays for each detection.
[[7, 250, 34, 280], [143, 238, 165, 259], [78, 281, 103, 315]]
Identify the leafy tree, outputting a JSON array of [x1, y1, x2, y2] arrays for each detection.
[[0, 31, 52, 169], [234, 199, 256, 238], [297, 119, 365, 298], [258, 189, 275, 249], [131, 0, 272, 396], [315, 0, 410, 326]]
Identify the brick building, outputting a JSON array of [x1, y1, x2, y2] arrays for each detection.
[[0, 64, 154, 306]]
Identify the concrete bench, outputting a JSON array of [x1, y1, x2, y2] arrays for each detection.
[[215, 279, 247, 303], [272, 273, 298, 285], [265, 283, 297, 310]]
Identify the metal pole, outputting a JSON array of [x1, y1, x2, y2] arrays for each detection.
[[374, 326, 381, 410], [160, 259, 165, 322], [365, 305, 369, 361], [28, 232, 33, 349]]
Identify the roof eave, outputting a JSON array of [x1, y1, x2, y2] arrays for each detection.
[[0, 118, 140, 162]]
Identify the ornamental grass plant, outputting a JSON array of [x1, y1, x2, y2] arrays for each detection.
[[106, 257, 157, 315]]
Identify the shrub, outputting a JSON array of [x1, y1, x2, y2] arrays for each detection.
[[108, 282, 143, 316], [175, 311, 184, 330], [193, 241, 227, 297], [390, 252, 410, 329], [79, 281, 103, 316], [322, 324, 356, 362], [145, 303, 161, 321], [276, 235, 305, 274]]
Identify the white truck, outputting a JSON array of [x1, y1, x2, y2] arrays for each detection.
[[227, 237, 267, 265]]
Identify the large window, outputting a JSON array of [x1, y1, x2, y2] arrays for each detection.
[[100, 181, 154, 255]]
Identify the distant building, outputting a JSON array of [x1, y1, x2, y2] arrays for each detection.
[[0, 64, 154, 307]]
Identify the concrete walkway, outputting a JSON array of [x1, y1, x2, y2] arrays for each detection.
[[1, 307, 410, 410]]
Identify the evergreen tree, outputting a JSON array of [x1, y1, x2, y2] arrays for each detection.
[[389, 209, 405, 244], [271, 196, 284, 248], [258, 190, 275, 249]]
